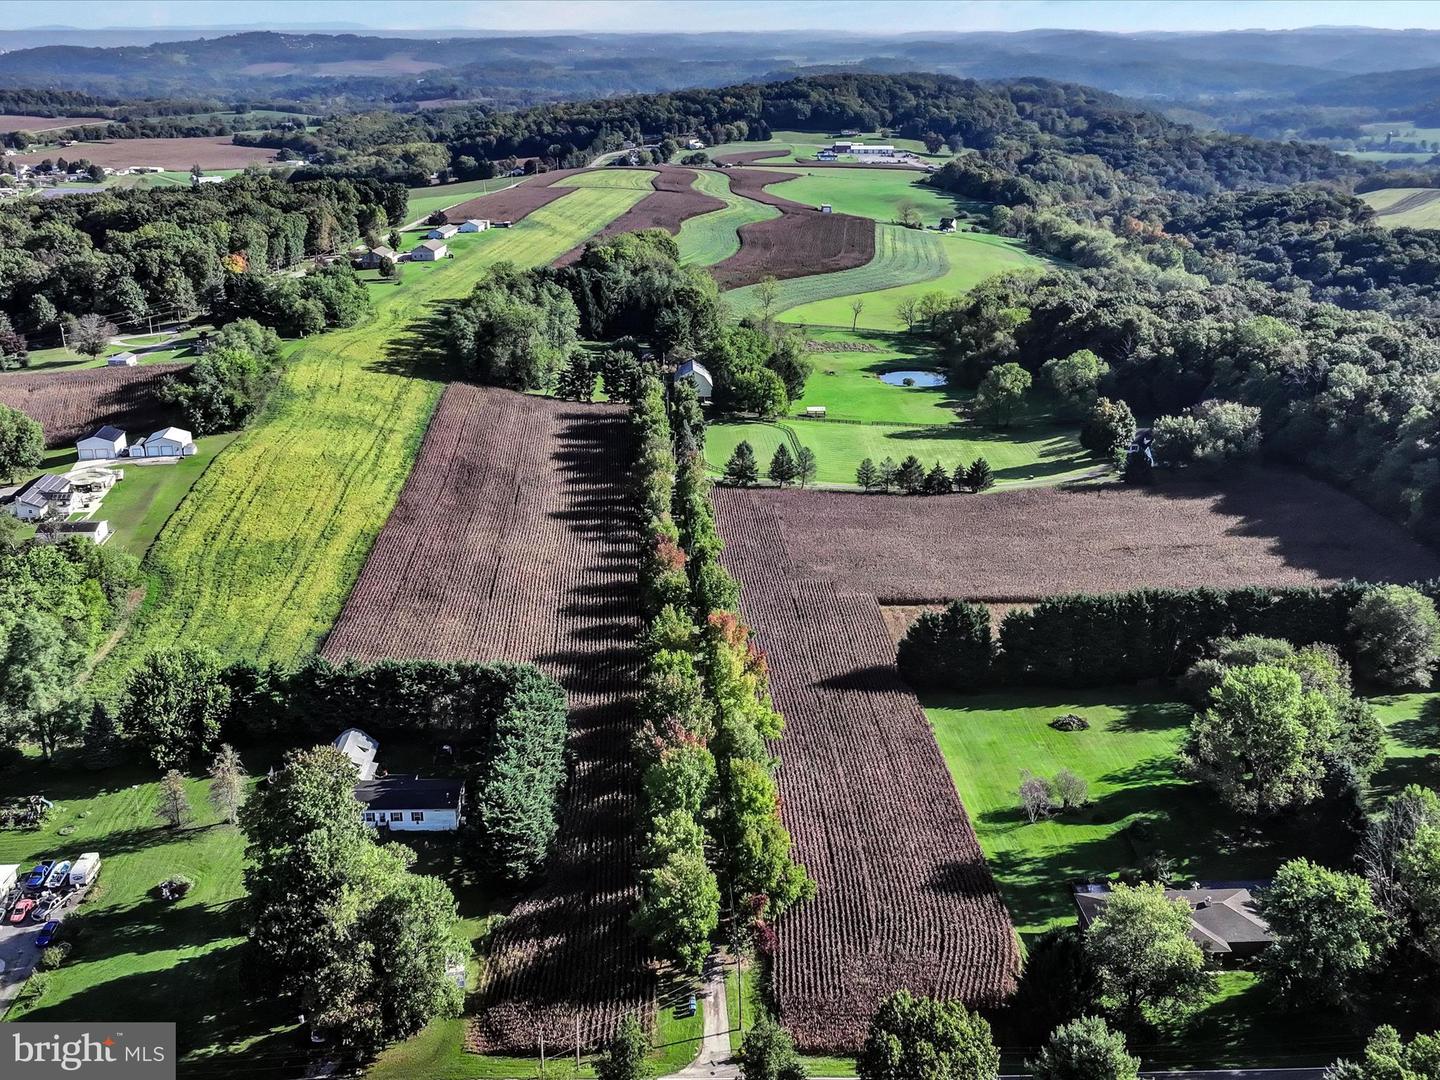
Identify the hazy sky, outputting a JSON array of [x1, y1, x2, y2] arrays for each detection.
[[9, 0, 1440, 35]]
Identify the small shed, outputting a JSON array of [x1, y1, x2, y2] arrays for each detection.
[[333, 728, 380, 781], [139, 427, 196, 458], [356, 776, 464, 832], [457, 219, 490, 233], [354, 245, 397, 270], [427, 224, 459, 240], [674, 359, 714, 400], [939, 217, 958, 232], [819, 204, 833, 214], [77, 425, 127, 461], [107, 352, 138, 367], [412, 239, 449, 261]]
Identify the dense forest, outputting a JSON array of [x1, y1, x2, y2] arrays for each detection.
[[0, 175, 402, 342]]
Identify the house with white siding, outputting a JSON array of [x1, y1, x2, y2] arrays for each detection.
[[412, 239, 449, 261], [457, 219, 490, 233], [356, 776, 463, 832]]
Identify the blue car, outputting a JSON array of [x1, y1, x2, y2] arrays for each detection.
[[35, 920, 60, 948], [24, 862, 52, 889]]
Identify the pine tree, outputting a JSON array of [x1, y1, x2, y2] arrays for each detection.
[[768, 443, 799, 487], [724, 441, 760, 487], [966, 457, 995, 492], [555, 353, 595, 401], [81, 702, 122, 771], [156, 769, 193, 830], [878, 457, 899, 493], [897, 454, 926, 494], [796, 446, 817, 488], [924, 462, 952, 495], [208, 743, 248, 826], [856, 457, 880, 492], [952, 461, 969, 491]]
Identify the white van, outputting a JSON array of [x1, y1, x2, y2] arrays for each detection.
[[68, 852, 100, 888]]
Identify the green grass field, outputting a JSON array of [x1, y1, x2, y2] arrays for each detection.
[[405, 177, 526, 223], [553, 168, 657, 189], [752, 166, 975, 223], [100, 183, 649, 681], [789, 330, 960, 424], [1359, 187, 1440, 229], [778, 231, 1042, 331], [922, 688, 1439, 1067], [13, 327, 212, 374], [676, 169, 781, 266], [0, 757, 281, 1069]]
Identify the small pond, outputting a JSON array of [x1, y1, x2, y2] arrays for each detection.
[[880, 369, 948, 388]]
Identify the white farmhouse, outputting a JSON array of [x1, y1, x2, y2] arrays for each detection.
[[673, 358, 714, 400], [37, 520, 111, 545], [9, 474, 75, 521], [458, 219, 490, 233], [131, 427, 197, 458], [427, 224, 459, 240], [333, 728, 380, 781], [77, 425, 127, 461], [107, 352, 138, 367], [356, 777, 464, 832], [412, 239, 449, 261]]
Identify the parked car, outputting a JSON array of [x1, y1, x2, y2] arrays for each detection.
[[9, 898, 35, 923], [24, 862, 52, 889], [34, 896, 61, 920], [44, 861, 71, 890], [35, 921, 60, 947]]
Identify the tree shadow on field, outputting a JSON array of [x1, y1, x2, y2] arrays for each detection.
[[369, 299, 465, 380]]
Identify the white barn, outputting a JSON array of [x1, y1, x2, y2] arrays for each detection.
[[356, 777, 463, 832], [333, 728, 380, 781], [132, 427, 197, 458], [77, 425, 127, 461], [427, 224, 459, 240], [412, 239, 448, 261], [457, 219, 490, 233], [673, 359, 714, 400]]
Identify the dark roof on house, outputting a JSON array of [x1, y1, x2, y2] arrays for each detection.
[[85, 425, 125, 442], [14, 473, 71, 507], [1074, 883, 1272, 954], [354, 775, 462, 812], [53, 521, 106, 534]]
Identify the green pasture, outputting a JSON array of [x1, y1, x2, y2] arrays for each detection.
[[1359, 187, 1440, 229], [676, 169, 780, 266], [752, 166, 976, 223], [789, 329, 960, 424], [553, 168, 657, 189], [405, 176, 526, 223], [100, 182, 649, 682], [778, 231, 1043, 331], [14, 327, 213, 374]]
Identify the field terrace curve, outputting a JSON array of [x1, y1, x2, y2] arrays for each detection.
[[551, 166, 726, 266], [710, 466, 1440, 1051], [321, 385, 648, 1054]]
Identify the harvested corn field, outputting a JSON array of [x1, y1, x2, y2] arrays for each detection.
[[0, 363, 189, 447], [552, 167, 726, 265], [322, 385, 647, 1054]]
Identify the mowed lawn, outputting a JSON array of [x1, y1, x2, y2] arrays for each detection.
[[14, 326, 213, 374], [754, 166, 976, 223], [923, 688, 1440, 1067], [676, 169, 780, 266], [101, 182, 650, 681], [0, 758, 283, 1070]]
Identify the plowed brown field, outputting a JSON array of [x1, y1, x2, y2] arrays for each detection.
[[710, 468, 1440, 1050], [441, 170, 585, 224], [11, 137, 276, 169], [552, 167, 725, 266], [0, 363, 189, 448], [321, 385, 647, 1053], [710, 166, 875, 289]]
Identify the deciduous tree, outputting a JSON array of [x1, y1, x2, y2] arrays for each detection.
[[208, 743, 248, 826], [976, 362, 1031, 427], [1085, 882, 1214, 1029], [156, 769, 193, 829], [1029, 1016, 1139, 1080], [858, 990, 999, 1080], [1348, 585, 1440, 690]]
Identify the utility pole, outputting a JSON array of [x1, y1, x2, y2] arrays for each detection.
[[538, 1027, 546, 1080], [575, 1016, 581, 1068]]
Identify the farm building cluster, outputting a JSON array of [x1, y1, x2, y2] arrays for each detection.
[[1, 423, 198, 542], [351, 220, 492, 270]]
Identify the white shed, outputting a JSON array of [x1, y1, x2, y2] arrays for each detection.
[[333, 728, 380, 781], [673, 359, 714, 400], [356, 777, 463, 832], [427, 224, 459, 240], [139, 427, 197, 458], [77, 425, 127, 461], [107, 352, 138, 367], [457, 219, 490, 232], [412, 239, 449, 261]]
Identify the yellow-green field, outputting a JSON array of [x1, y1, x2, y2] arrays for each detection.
[[1360, 186, 1440, 229], [100, 182, 649, 681], [553, 168, 657, 189]]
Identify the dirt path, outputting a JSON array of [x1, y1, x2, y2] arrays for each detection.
[[666, 966, 732, 1080]]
